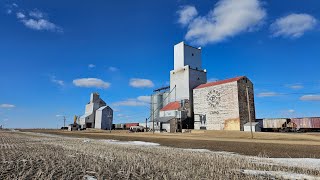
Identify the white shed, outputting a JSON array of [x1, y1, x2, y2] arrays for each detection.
[[244, 122, 261, 132]]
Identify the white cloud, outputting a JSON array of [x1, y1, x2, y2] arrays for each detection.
[[270, 13, 317, 38], [29, 10, 44, 19], [181, 0, 266, 45], [287, 109, 295, 113], [3, 118, 9, 122], [12, 3, 18, 7], [12, 7, 62, 32], [137, 96, 151, 103], [16, 12, 25, 19], [0, 104, 16, 108], [129, 78, 154, 88], [73, 78, 111, 89], [288, 84, 304, 90], [51, 76, 64, 86], [113, 99, 148, 107], [7, 9, 12, 14], [300, 95, 320, 101], [113, 96, 150, 107], [257, 92, 280, 97], [21, 18, 62, 32], [177, 5, 198, 26], [88, 64, 96, 68], [108, 67, 118, 72]]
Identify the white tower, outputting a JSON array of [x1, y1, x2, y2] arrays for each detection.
[[170, 42, 207, 117]]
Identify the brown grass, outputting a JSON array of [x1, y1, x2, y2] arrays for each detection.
[[20, 129, 320, 158], [1, 131, 320, 179]]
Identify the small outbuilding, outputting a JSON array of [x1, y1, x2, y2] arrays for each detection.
[[243, 122, 261, 132]]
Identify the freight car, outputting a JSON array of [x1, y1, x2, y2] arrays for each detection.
[[125, 123, 139, 130], [260, 118, 290, 132], [258, 117, 320, 132], [290, 117, 320, 132], [114, 123, 126, 130]]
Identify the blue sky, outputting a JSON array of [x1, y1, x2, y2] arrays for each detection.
[[0, 0, 320, 128]]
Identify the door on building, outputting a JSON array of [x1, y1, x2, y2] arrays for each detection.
[[86, 123, 92, 128]]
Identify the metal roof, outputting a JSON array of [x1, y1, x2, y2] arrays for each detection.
[[96, 106, 112, 111], [80, 113, 91, 119], [195, 76, 245, 89], [244, 122, 259, 126], [160, 101, 180, 111]]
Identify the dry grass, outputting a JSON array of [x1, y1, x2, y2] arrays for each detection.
[[21, 129, 320, 158], [1, 131, 320, 179]]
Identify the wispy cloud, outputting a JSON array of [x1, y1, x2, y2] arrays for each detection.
[[287, 84, 304, 90], [3, 118, 9, 122], [177, 5, 198, 26], [129, 78, 154, 88], [257, 92, 280, 97], [113, 95, 150, 107], [113, 99, 148, 107], [137, 96, 151, 103], [178, 0, 266, 45], [300, 95, 320, 101], [29, 9, 44, 19], [88, 64, 96, 68], [6, 3, 18, 14], [51, 76, 64, 86], [0, 104, 16, 108], [73, 78, 111, 89], [108, 67, 118, 72], [270, 13, 317, 38], [7, 4, 62, 32]]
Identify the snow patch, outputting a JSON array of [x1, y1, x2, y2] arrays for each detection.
[[83, 175, 97, 180], [242, 169, 320, 180], [83, 139, 90, 143], [100, 140, 160, 146], [266, 158, 320, 171], [182, 148, 212, 153]]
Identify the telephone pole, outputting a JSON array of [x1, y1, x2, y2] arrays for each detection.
[[246, 86, 253, 139], [63, 116, 66, 128]]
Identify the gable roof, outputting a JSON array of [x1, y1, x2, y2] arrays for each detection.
[[160, 101, 180, 111], [195, 76, 245, 89]]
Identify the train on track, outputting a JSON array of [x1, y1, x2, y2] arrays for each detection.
[[257, 117, 320, 132]]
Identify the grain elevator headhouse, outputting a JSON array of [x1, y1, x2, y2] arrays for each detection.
[[151, 42, 207, 131], [170, 42, 207, 116]]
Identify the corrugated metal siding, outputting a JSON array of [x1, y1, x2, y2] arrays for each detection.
[[291, 118, 320, 129], [263, 119, 287, 128]]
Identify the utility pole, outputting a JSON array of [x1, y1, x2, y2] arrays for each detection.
[[145, 118, 148, 132], [63, 116, 66, 128], [246, 86, 253, 139]]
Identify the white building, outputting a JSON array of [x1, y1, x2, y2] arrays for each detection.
[[152, 42, 206, 132], [193, 77, 255, 131], [170, 42, 207, 106], [151, 41, 256, 132], [244, 122, 261, 132], [80, 93, 113, 130]]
